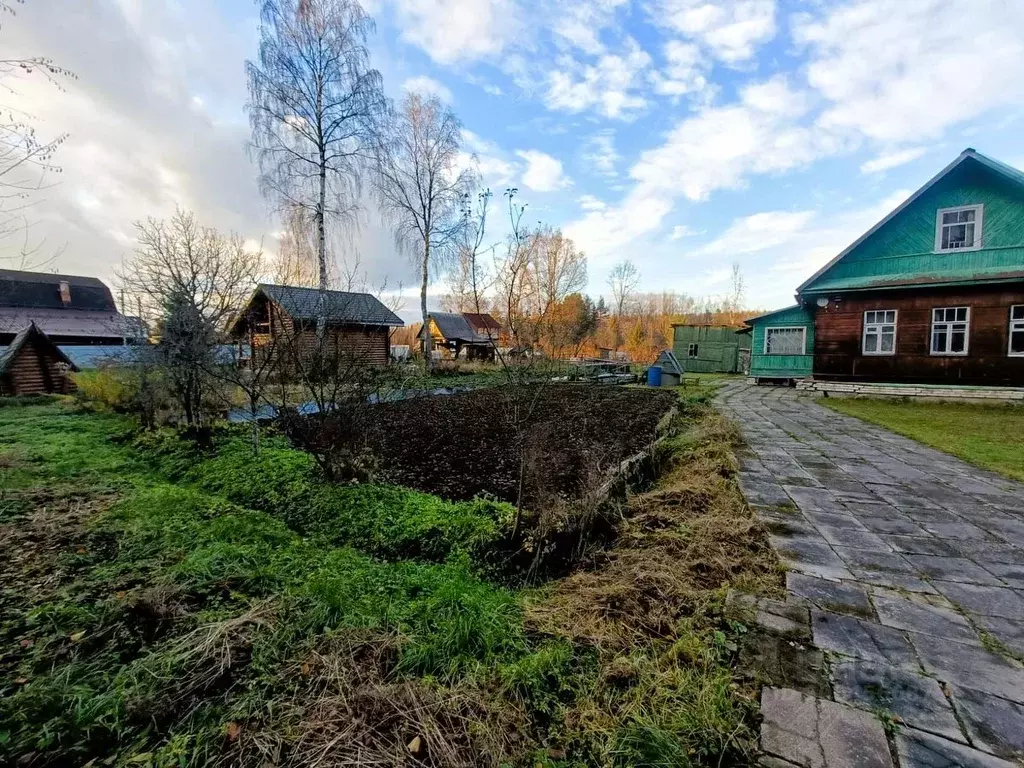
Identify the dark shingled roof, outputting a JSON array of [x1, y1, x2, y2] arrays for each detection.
[[462, 312, 501, 331], [0, 269, 117, 312], [0, 322, 79, 375], [0, 307, 146, 340], [428, 312, 488, 343], [254, 284, 404, 327]]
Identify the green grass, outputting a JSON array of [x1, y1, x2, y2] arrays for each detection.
[[821, 397, 1024, 482], [0, 396, 773, 767]]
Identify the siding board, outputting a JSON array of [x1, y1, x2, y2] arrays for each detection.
[[814, 286, 1024, 385]]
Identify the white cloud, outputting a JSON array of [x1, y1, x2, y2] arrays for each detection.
[[652, 0, 776, 63], [545, 38, 652, 120], [564, 188, 672, 264], [388, 0, 522, 65], [516, 149, 571, 192], [631, 76, 835, 202], [482, 83, 504, 96], [460, 130, 518, 188], [582, 130, 620, 177], [670, 224, 700, 240], [553, 0, 629, 55], [401, 75, 453, 103], [860, 147, 927, 174], [578, 194, 607, 211], [651, 40, 709, 98], [693, 210, 817, 257], [794, 0, 1024, 143]]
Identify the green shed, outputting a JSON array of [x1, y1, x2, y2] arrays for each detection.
[[671, 324, 751, 373], [746, 305, 815, 382]]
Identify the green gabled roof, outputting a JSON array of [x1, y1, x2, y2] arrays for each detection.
[[798, 148, 1024, 296], [743, 304, 806, 325]]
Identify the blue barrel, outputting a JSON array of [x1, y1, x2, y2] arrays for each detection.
[[647, 365, 662, 387]]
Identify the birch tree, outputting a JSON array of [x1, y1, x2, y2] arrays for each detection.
[[372, 92, 474, 368], [608, 258, 640, 316], [246, 0, 386, 316]]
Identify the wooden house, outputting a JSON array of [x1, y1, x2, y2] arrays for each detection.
[[747, 148, 1024, 386], [421, 312, 497, 360], [671, 324, 751, 374], [229, 284, 404, 368], [0, 269, 145, 345], [0, 322, 79, 395]]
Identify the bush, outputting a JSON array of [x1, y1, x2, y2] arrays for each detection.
[[73, 368, 134, 410]]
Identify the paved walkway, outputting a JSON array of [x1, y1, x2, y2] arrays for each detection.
[[715, 381, 1024, 768]]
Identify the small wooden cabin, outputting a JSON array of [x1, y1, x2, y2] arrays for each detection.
[[671, 324, 751, 374], [0, 323, 79, 395], [229, 284, 404, 368], [421, 312, 497, 360]]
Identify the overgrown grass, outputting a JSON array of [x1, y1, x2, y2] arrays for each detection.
[[821, 396, 1024, 482], [0, 393, 779, 767], [134, 429, 518, 573]]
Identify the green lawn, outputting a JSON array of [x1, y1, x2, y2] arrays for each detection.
[[0, 395, 777, 767], [821, 397, 1024, 482]]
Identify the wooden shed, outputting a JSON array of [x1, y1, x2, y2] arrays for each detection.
[[229, 284, 404, 370], [671, 324, 751, 373], [0, 322, 79, 395]]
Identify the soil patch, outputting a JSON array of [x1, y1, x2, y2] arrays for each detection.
[[362, 384, 677, 509]]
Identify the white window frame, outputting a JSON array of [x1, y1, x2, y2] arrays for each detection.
[[930, 306, 970, 356], [687, 343, 699, 358], [862, 309, 898, 356], [764, 326, 806, 356], [1009, 305, 1024, 357], [934, 204, 983, 253]]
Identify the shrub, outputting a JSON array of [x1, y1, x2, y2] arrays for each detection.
[[73, 368, 134, 410]]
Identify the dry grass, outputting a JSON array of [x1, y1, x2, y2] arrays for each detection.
[[527, 406, 784, 650], [233, 630, 529, 768]]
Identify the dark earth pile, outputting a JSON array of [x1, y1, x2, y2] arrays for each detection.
[[362, 384, 677, 509]]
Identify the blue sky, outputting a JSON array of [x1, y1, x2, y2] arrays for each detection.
[[7, 0, 1024, 318]]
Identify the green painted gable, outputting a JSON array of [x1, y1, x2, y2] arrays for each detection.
[[800, 150, 1024, 295], [671, 325, 750, 373], [747, 305, 814, 379]]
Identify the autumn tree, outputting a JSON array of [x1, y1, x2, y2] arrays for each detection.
[[527, 225, 587, 316], [373, 92, 475, 367], [246, 0, 387, 316]]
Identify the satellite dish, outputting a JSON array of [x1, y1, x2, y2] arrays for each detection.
[[816, 298, 829, 308]]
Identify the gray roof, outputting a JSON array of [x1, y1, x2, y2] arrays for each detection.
[[0, 323, 79, 375], [0, 269, 118, 312], [0, 307, 146, 340], [428, 312, 489, 343], [255, 284, 404, 327]]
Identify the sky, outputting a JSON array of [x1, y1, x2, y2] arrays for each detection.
[[5, 0, 1024, 321]]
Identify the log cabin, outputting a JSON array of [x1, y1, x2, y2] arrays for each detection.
[[0, 322, 79, 395], [748, 148, 1024, 386], [229, 284, 404, 369]]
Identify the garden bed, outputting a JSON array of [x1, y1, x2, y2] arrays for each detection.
[[361, 384, 678, 510]]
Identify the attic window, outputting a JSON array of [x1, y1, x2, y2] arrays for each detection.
[[935, 204, 983, 252]]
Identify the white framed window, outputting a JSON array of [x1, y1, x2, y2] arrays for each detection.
[[1009, 305, 1024, 357], [764, 327, 806, 355], [687, 343, 699, 358], [935, 204, 983, 252], [863, 310, 897, 355], [931, 307, 970, 355]]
